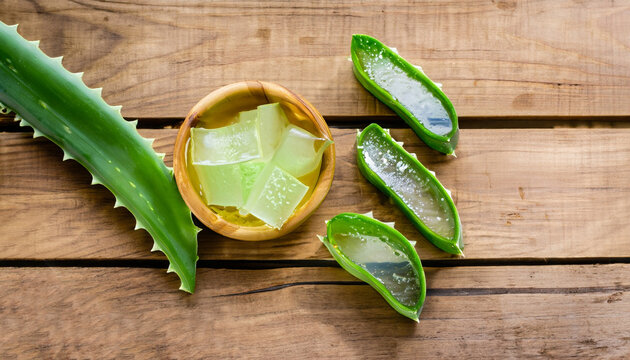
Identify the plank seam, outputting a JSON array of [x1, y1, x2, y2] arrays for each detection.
[[3, 116, 630, 132], [215, 281, 366, 297], [216, 283, 630, 298], [1, 258, 630, 269]]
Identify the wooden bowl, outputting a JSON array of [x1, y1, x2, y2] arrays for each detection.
[[173, 81, 335, 241]]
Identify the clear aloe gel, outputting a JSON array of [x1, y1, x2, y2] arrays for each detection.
[[194, 163, 243, 208], [334, 233, 421, 307], [351, 34, 459, 154], [191, 118, 261, 165], [355, 48, 451, 136], [242, 164, 309, 229], [319, 213, 426, 321], [272, 124, 333, 178], [357, 123, 463, 255]]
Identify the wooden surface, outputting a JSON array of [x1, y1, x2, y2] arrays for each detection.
[[3, 128, 630, 261], [2, 265, 629, 358], [1, 1, 630, 358], [1, 0, 629, 118]]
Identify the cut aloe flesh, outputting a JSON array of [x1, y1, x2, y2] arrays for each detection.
[[242, 164, 308, 229], [257, 103, 289, 158], [190, 118, 261, 165], [351, 34, 459, 154], [272, 124, 333, 178], [194, 164, 243, 207], [319, 213, 426, 321], [194, 160, 265, 209], [238, 108, 258, 124], [239, 160, 266, 201], [357, 123, 463, 255]]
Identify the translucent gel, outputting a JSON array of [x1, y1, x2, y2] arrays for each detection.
[[335, 228, 420, 307], [361, 130, 455, 238], [356, 46, 452, 136]]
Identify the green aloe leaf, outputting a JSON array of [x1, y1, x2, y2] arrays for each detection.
[[0, 22, 199, 292], [319, 212, 426, 321], [357, 123, 463, 255], [351, 34, 459, 155]]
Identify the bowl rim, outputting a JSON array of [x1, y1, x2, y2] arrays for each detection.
[[173, 80, 335, 241]]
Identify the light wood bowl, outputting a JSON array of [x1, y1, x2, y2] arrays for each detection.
[[173, 81, 335, 241]]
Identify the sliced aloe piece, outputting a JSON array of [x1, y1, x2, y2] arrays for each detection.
[[357, 123, 463, 255], [239, 160, 266, 201], [238, 108, 259, 132], [319, 213, 426, 321], [194, 163, 242, 207], [257, 103, 289, 158], [351, 34, 459, 155], [242, 164, 308, 229], [190, 118, 261, 165], [272, 124, 333, 178], [238, 109, 258, 122]]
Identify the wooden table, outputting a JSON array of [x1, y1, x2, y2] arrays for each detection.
[[1, 1, 629, 358]]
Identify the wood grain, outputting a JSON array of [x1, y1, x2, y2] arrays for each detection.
[[1, 0, 629, 118], [2, 128, 630, 261], [0, 264, 628, 358]]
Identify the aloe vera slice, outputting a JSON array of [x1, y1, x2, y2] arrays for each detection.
[[242, 164, 308, 229], [319, 213, 426, 321], [239, 160, 266, 201], [238, 108, 258, 122], [351, 34, 459, 155], [190, 117, 262, 165], [0, 22, 199, 292], [357, 124, 463, 255], [272, 124, 333, 178], [194, 163, 243, 207], [257, 103, 288, 158]]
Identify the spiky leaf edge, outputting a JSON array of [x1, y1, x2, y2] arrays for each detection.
[[0, 23, 200, 292]]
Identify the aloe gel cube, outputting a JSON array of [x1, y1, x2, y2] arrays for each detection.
[[190, 118, 262, 165], [242, 164, 308, 229], [194, 163, 243, 207], [239, 161, 266, 201], [272, 124, 332, 178], [257, 103, 288, 159], [239, 109, 258, 123]]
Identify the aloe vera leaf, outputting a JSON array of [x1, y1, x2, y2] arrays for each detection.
[[319, 213, 426, 321], [0, 22, 199, 293], [357, 123, 463, 255], [351, 34, 459, 155]]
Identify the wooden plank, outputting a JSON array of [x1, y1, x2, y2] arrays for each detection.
[[0, 264, 628, 358], [2, 0, 629, 118], [2, 128, 630, 261]]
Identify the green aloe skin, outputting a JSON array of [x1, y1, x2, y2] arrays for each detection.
[[351, 34, 459, 155], [319, 213, 426, 321], [357, 124, 463, 255], [0, 22, 199, 293]]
